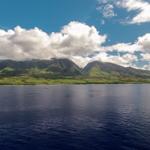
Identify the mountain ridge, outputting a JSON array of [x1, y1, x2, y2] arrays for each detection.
[[83, 61, 150, 78], [0, 58, 150, 79]]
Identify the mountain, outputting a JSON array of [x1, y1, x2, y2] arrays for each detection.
[[0, 59, 150, 80], [0, 59, 81, 77], [47, 58, 81, 76], [82, 61, 150, 78]]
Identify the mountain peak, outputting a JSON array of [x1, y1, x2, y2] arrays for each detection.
[[0, 59, 150, 79]]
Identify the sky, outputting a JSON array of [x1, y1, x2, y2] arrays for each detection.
[[0, 0, 150, 69]]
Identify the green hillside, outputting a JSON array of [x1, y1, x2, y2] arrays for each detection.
[[0, 59, 150, 84]]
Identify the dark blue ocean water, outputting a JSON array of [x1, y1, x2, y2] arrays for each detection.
[[0, 85, 150, 150]]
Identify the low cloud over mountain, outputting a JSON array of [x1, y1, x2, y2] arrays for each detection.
[[0, 21, 149, 69]]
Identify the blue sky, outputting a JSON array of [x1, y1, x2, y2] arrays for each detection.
[[0, 0, 150, 69], [0, 0, 149, 43], [0, 0, 95, 31]]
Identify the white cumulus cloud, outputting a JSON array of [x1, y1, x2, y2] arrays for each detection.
[[117, 0, 150, 24], [97, 0, 117, 18], [103, 33, 150, 54], [137, 33, 150, 52], [0, 21, 149, 69], [141, 53, 150, 61], [0, 21, 106, 66], [97, 0, 150, 24], [50, 21, 107, 57], [92, 52, 138, 67]]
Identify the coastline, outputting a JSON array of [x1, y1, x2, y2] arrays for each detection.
[[0, 77, 150, 85]]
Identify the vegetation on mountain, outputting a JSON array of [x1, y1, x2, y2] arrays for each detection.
[[0, 59, 150, 84]]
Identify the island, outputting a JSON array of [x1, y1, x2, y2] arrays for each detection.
[[0, 58, 150, 85]]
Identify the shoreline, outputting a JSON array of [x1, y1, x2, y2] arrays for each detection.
[[0, 77, 150, 85]]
